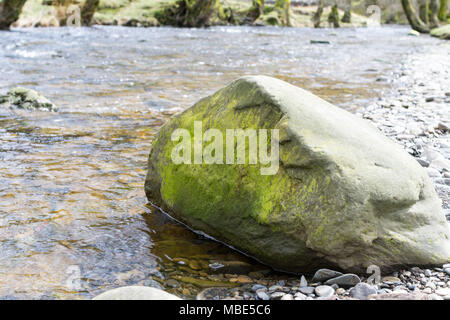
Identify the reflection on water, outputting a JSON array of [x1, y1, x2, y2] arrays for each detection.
[[0, 25, 440, 299]]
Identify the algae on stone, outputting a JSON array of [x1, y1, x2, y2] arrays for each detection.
[[145, 76, 450, 273]]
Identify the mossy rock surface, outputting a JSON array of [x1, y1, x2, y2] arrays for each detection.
[[430, 25, 450, 39], [145, 75, 450, 273]]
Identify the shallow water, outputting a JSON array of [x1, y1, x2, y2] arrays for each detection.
[[0, 25, 442, 299]]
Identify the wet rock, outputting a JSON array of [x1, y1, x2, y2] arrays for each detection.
[[325, 274, 361, 289], [145, 75, 450, 273], [299, 275, 307, 287], [93, 286, 181, 300], [0, 87, 57, 112], [349, 283, 377, 300], [312, 269, 343, 283]]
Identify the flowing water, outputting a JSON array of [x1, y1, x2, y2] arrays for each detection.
[[0, 25, 442, 299]]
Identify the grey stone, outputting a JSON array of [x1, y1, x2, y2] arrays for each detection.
[[315, 285, 335, 298], [0, 87, 57, 112], [349, 283, 377, 300], [93, 286, 181, 300], [256, 290, 270, 300], [312, 269, 343, 283]]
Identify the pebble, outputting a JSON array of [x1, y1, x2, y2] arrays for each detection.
[[294, 292, 307, 300], [349, 283, 377, 300], [311, 268, 343, 282], [256, 289, 270, 300], [299, 275, 307, 287], [435, 288, 450, 296], [251, 284, 266, 292], [280, 293, 294, 300], [314, 285, 335, 298]]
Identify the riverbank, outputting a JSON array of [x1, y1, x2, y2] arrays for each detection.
[[14, 0, 379, 28]]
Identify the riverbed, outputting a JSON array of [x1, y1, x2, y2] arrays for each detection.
[[0, 25, 446, 299]]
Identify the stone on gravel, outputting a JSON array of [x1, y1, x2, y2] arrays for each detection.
[[325, 274, 361, 288], [281, 293, 294, 300], [93, 286, 181, 300], [312, 269, 343, 283], [146, 75, 450, 273], [315, 285, 335, 298], [349, 283, 377, 300], [256, 289, 270, 300], [435, 288, 450, 296]]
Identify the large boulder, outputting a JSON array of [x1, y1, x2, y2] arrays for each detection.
[[145, 75, 450, 273]]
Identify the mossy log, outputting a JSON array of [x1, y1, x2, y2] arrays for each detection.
[[401, 0, 430, 33], [81, 0, 99, 26], [155, 0, 218, 28], [0, 0, 28, 29], [328, 4, 340, 28], [312, 0, 324, 28]]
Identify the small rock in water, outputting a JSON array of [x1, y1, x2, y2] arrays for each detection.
[[312, 269, 343, 283], [256, 290, 270, 301], [280, 293, 294, 300], [325, 274, 361, 288], [315, 285, 335, 298], [349, 283, 377, 300]]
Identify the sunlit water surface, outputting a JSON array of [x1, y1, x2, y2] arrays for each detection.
[[0, 25, 441, 299]]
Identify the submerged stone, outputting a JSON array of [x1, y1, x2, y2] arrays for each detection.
[[145, 75, 450, 273], [0, 87, 57, 112]]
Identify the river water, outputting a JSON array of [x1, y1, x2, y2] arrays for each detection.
[[0, 25, 442, 299]]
